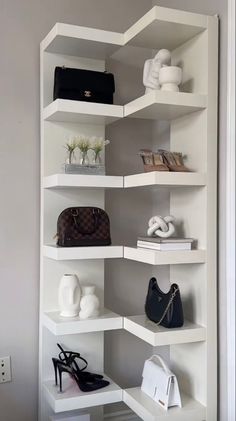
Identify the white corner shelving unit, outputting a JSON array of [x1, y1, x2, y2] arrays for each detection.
[[123, 388, 206, 421], [124, 171, 206, 188], [44, 376, 123, 413], [43, 174, 124, 189], [43, 99, 123, 125], [124, 91, 207, 121], [124, 247, 206, 265], [43, 309, 123, 336], [40, 6, 218, 421], [43, 245, 123, 261], [123, 316, 206, 347]]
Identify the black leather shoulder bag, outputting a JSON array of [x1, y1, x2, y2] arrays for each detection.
[[145, 277, 184, 328]]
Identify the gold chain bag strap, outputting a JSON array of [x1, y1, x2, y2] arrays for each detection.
[[156, 286, 179, 326]]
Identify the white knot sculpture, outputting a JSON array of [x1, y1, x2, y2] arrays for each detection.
[[147, 215, 175, 238]]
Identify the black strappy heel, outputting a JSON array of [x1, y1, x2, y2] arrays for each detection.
[[56, 361, 109, 393], [56, 343, 104, 381], [52, 357, 67, 386]]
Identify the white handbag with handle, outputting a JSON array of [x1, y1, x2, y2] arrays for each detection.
[[141, 354, 182, 411]]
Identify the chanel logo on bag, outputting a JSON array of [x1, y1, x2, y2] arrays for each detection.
[[84, 90, 92, 97]]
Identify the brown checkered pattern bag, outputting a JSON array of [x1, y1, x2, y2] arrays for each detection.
[[57, 207, 111, 247]]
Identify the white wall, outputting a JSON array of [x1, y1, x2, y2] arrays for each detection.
[[0, 2, 151, 420]]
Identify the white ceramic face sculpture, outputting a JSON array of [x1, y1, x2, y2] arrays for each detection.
[[58, 274, 81, 318], [143, 49, 171, 94]]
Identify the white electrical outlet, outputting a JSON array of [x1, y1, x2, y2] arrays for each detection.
[[0, 356, 11, 383]]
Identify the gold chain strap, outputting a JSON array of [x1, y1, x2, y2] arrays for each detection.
[[156, 287, 179, 326]]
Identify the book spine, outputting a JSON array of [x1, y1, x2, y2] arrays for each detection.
[[137, 241, 191, 247], [138, 241, 161, 248], [137, 242, 191, 251]]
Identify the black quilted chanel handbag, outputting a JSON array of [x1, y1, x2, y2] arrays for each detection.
[[53, 67, 115, 104], [145, 277, 184, 328], [56, 207, 111, 247]]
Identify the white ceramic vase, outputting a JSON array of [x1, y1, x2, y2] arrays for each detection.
[[159, 66, 182, 92], [58, 274, 81, 318], [79, 285, 100, 320]]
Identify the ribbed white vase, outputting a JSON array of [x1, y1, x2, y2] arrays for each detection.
[[58, 274, 81, 318]]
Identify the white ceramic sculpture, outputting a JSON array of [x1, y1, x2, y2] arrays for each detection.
[[58, 274, 81, 318], [143, 49, 171, 93], [79, 285, 100, 320], [159, 66, 182, 92], [147, 215, 175, 238]]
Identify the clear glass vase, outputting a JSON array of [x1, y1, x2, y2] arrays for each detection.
[[80, 150, 89, 166], [66, 150, 76, 165], [92, 151, 102, 165]]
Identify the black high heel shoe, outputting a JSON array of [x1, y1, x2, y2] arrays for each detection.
[[52, 357, 66, 386], [57, 343, 85, 366], [52, 356, 104, 388], [57, 343, 103, 381], [56, 360, 110, 393]]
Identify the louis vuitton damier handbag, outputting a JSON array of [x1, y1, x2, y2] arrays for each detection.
[[53, 67, 115, 104], [56, 207, 111, 247]]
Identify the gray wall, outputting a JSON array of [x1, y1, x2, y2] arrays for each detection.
[[0, 1, 227, 420], [0, 2, 150, 421]]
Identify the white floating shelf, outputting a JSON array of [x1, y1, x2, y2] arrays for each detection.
[[41, 7, 208, 58], [43, 173, 206, 189], [124, 316, 206, 346], [43, 245, 123, 260], [44, 376, 122, 413], [43, 94, 206, 125], [124, 6, 207, 51], [124, 247, 206, 265], [124, 171, 206, 188], [41, 22, 124, 58], [43, 174, 124, 189], [43, 308, 123, 335], [123, 388, 206, 421], [43, 99, 123, 125], [124, 91, 206, 121]]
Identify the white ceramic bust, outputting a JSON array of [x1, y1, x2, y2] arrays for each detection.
[[143, 49, 171, 94]]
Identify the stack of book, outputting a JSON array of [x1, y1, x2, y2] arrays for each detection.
[[137, 237, 194, 251]]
